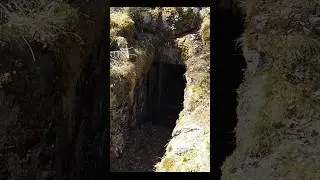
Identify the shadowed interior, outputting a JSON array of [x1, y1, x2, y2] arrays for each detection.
[[213, 3, 247, 179]]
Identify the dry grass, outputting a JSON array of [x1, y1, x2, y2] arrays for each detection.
[[0, 0, 79, 47], [110, 11, 134, 44], [199, 8, 210, 51], [110, 8, 154, 112], [200, 17, 210, 50], [0, 1, 80, 179], [222, 0, 320, 179]]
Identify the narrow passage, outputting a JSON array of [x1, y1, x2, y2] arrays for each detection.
[[111, 62, 186, 172]]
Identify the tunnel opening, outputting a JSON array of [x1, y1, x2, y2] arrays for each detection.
[[110, 60, 187, 172], [147, 62, 186, 129], [213, 2, 247, 179]]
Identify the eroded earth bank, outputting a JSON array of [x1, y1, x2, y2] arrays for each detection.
[[0, 0, 107, 179]]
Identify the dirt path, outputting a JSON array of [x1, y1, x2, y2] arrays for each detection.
[[110, 121, 172, 172]]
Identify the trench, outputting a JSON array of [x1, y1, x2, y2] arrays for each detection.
[[213, 3, 246, 179], [111, 62, 186, 172]]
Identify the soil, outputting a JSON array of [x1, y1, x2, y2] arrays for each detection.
[[110, 121, 172, 172]]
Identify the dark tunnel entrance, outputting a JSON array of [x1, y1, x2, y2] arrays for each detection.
[[213, 2, 247, 179], [147, 62, 186, 129], [111, 61, 186, 172]]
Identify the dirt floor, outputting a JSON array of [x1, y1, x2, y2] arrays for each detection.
[[110, 121, 173, 172]]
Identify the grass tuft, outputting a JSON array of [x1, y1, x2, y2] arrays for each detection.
[[0, 0, 79, 47]]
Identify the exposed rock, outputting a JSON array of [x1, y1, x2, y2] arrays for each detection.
[[161, 7, 201, 38]]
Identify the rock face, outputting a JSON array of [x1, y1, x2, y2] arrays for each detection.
[[221, 0, 320, 179], [132, 75, 149, 126], [110, 7, 210, 172], [0, 0, 106, 179]]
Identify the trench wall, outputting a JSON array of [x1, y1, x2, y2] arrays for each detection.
[[221, 1, 320, 179], [0, 0, 106, 179]]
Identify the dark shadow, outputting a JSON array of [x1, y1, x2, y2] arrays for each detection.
[[147, 63, 186, 129], [213, 3, 247, 180]]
